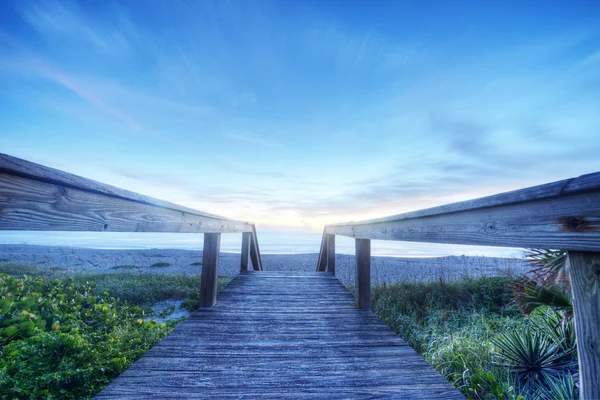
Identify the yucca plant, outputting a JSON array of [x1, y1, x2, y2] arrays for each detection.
[[493, 327, 572, 390], [534, 373, 578, 400], [531, 309, 577, 361]]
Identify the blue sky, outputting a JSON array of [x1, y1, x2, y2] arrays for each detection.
[[1, 0, 599, 232]]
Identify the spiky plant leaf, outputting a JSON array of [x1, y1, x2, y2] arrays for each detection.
[[493, 327, 571, 388], [534, 373, 578, 400], [524, 249, 568, 285]]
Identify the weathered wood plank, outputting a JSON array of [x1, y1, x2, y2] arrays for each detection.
[[199, 233, 220, 308], [316, 228, 328, 271], [356, 238, 371, 309], [0, 172, 252, 233], [326, 191, 600, 251], [240, 232, 250, 272], [567, 251, 600, 399], [97, 272, 463, 399], [326, 233, 335, 274], [249, 224, 263, 271], [0, 154, 253, 233]]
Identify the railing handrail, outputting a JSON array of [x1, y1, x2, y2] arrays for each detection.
[[322, 171, 600, 252], [329, 171, 600, 228], [0, 152, 245, 225], [316, 171, 600, 399], [0, 153, 254, 234]]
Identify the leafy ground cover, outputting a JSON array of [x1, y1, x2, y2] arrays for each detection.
[[0, 263, 231, 399]]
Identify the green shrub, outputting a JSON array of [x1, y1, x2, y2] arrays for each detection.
[[0, 273, 177, 399], [149, 262, 171, 268]]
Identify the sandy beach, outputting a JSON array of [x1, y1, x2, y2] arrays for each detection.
[[0, 244, 529, 286]]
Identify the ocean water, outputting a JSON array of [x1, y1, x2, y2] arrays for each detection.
[[0, 231, 525, 258]]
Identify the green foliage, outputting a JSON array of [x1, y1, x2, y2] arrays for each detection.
[[110, 264, 139, 270], [372, 276, 579, 399], [0, 273, 177, 399], [71, 273, 231, 305], [190, 261, 203, 266], [149, 262, 171, 267], [372, 277, 522, 399], [180, 299, 201, 312], [534, 373, 578, 400], [512, 278, 572, 316]]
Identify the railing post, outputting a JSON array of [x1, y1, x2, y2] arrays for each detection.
[[200, 233, 221, 307], [326, 234, 335, 274], [316, 228, 328, 272], [249, 225, 263, 271], [567, 251, 600, 399], [240, 232, 250, 272], [355, 239, 371, 309]]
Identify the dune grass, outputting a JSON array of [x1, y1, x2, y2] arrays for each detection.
[[371, 276, 527, 399]]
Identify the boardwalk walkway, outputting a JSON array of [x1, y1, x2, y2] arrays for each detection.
[[97, 271, 463, 399]]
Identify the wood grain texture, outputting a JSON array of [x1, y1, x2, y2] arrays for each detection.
[[356, 239, 371, 309], [96, 272, 463, 399], [316, 228, 328, 272], [0, 173, 253, 233], [199, 233, 220, 308], [0, 155, 253, 233], [240, 232, 250, 272], [326, 191, 600, 251], [326, 233, 335, 274], [249, 225, 263, 271], [567, 251, 600, 400]]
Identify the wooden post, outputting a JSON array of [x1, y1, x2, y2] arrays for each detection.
[[317, 228, 328, 272], [240, 232, 250, 272], [355, 239, 371, 309], [200, 233, 221, 307], [249, 226, 263, 271], [567, 251, 600, 399], [326, 234, 335, 274]]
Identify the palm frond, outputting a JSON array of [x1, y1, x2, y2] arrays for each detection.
[[511, 278, 572, 316]]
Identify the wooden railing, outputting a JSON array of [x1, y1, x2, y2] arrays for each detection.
[[316, 171, 600, 398], [0, 153, 262, 307]]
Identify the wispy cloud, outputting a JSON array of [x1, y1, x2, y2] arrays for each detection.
[[225, 132, 284, 149]]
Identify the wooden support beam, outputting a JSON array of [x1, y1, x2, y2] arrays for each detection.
[[249, 225, 263, 271], [316, 228, 328, 272], [240, 232, 250, 272], [355, 239, 371, 309], [567, 251, 600, 399], [200, 233, 221, 308], [326, 234, 335, 274]]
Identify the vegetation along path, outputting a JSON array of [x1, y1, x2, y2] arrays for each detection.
[[96, 271, 463, 399]]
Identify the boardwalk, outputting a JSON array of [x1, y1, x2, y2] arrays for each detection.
[[97, 271, 463, 399]]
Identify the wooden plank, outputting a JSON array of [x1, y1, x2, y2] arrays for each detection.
[[0, 173, 252, 233], [97, 273, 463, 399], [567, 251, 600, 399], [199, 233, 220, 307], [249, 224, 263, 271], [316, 228, 328, 271], [326, 190, 600, 251], [0, 153, 240, 220], [240, 232, 250, 272], [326, 233, 335, 274], [355, 238, 371, 309]]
